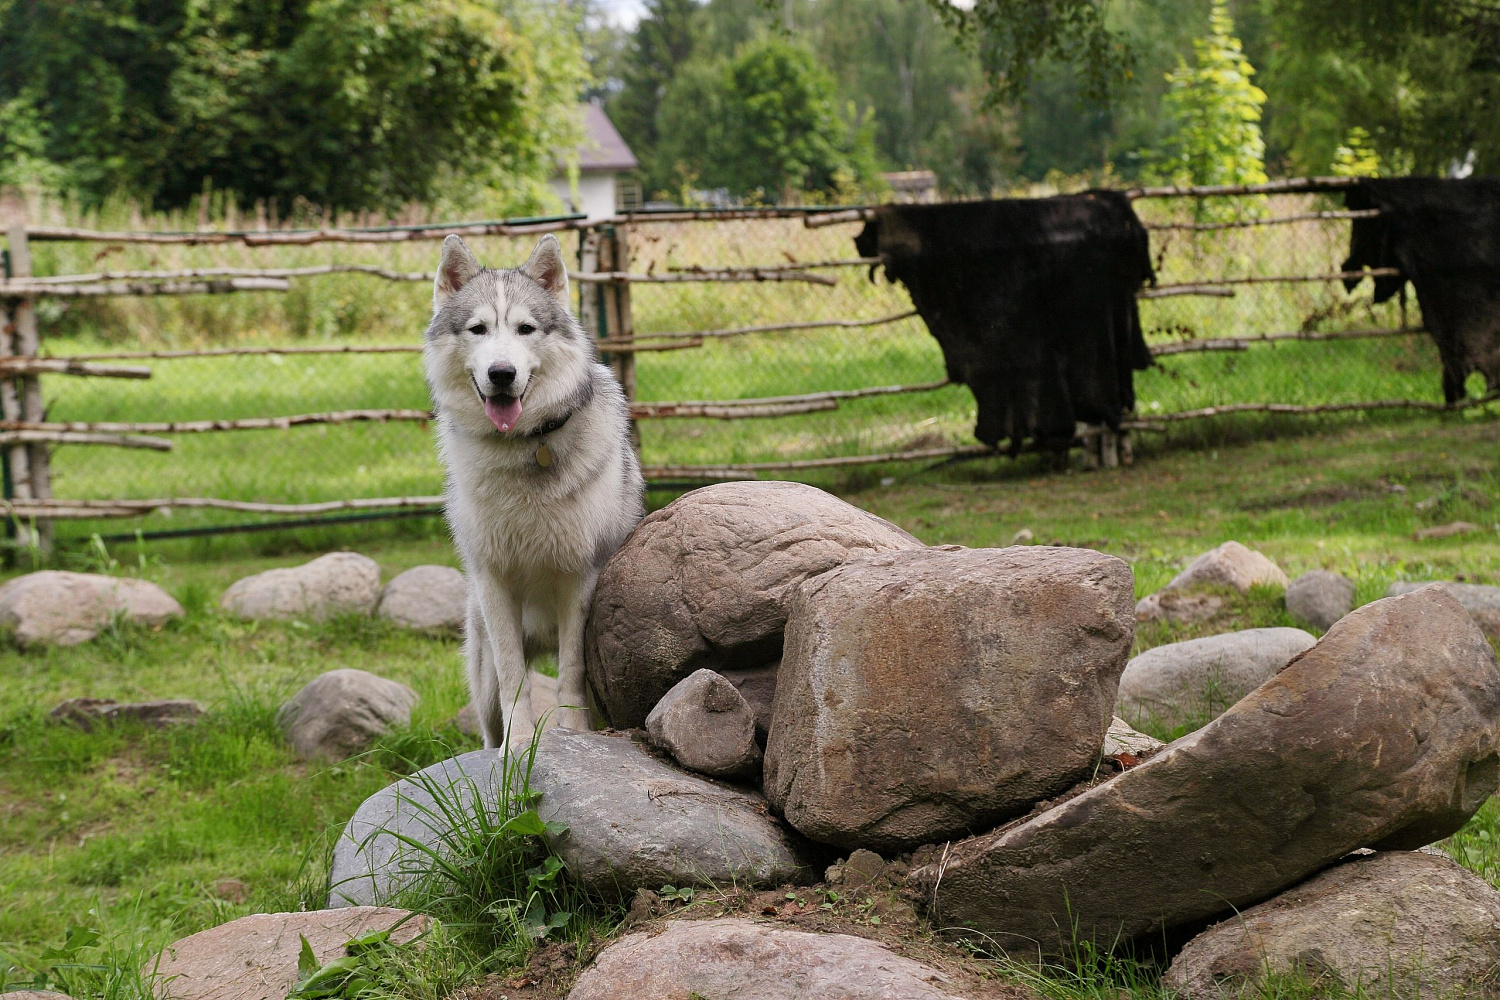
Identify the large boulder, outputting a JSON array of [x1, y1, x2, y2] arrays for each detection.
[[567, 918, 971, 1000], [329, 731, 817, 907], [376, 565, 466, 631], [585, 481, 922, 729], [1166, 851, 1500, 999], [1166, 541, 1289, 593], [532, 729, 819, 897], [645, 668, 762, 779], [1389, 580, 1500, 638], [1285, 570, 1356, 631], [764, 546, 1135, 852], [277, 669, 416, 761], [1115, 627, 1317, 730], [911, 585, 1500, 959], [221, 552, 381, 621], [151, 907, 426, 1000], [0, 571, 182, 646]]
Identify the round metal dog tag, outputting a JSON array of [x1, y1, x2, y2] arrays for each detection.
[[535, 444, 552, 468]]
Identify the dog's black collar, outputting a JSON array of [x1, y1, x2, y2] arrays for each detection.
[[526, 410, 572, 438]]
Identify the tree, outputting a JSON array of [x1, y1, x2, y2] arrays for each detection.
[[0, 0, 589, 212], [653, 38, 878, 200], [607, 0, 701, 193], [1148, 2, 1267, 187], [1260, 0, 1500, 175]]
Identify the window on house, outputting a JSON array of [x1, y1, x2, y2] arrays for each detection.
[[616, 178, 644, 212]]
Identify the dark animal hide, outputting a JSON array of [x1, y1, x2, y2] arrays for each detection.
[[1343, 177, 1500, 402], [855, 192, 1155, 452]]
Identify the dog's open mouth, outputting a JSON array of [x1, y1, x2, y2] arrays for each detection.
[[473, 376, 524, 433]]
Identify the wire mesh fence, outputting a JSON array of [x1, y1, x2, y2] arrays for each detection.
[[1, 181, 1491, 547]]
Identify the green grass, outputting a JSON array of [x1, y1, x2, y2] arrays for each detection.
[[0, 412, 1497, 998]]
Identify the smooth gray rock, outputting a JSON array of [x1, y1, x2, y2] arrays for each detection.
[[152, 907, 427, 1000], [1116, 627, 1317, 730], [1286, 570, 1356, 631], [765, 545, 1135, 852], [585, 481, 922, 729], [328, 748, 508, 906], [912, 586, 1500, 959], [278, 669, 416, 761], [0, 571, 182, 646], [1167, 541, 1289, 593], [532, 729, 818, 898], [1388, 580, 1500, 638], [377, 565, 466, 631], [221, 552, 381, 621], [645, 668, 762, 779], [567, 919, 970, 1000], [49, 697, 203, 731], [1167, 851, 1500, 999]]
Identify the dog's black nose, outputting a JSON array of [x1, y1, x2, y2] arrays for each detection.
[[488, 364, 517, 390]]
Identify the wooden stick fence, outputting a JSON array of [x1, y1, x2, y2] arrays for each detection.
[[0, 188, 1478, 539]]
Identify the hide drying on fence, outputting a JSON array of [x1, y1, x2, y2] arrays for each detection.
[[854, 192, 1154, 451], [1343, 178, 1500, 402]]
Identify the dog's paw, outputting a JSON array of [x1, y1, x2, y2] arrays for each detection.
[[554, 707, 592, 732]]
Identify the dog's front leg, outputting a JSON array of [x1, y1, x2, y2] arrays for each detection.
[[554, 569, 597, 732], [473, 575, 535, 750]]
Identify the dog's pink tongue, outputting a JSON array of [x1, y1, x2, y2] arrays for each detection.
[[484, 395, 523, 433]]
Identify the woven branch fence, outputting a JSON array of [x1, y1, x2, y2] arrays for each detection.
[[0, 177, 1492, 546]]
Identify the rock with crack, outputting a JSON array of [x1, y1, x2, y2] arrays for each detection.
[[49, 697, 203, 731], [532, 729, 818, 897], [646, 668, 762, 779], [566, 918, 971, 1000], [1285, 570, 1356, 631], [1388, 580, 1500, 639], [911, 585, 1500, 959], [377, 564, 466, 631], [151, 907, 426, 1000], [278, 669, 417, 761], [1166, 851, 1500, 999], [764, 545, 1135, 852], [221, 552, 382, 621], [0, 571, 182, 646], [585, 481, 922, 729], [1116, 627, 1317, 730]]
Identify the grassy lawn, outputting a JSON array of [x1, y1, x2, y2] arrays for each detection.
[[2, 410, 1498, 997]]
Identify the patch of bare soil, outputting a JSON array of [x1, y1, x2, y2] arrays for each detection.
[[462, 857, 1043, 1000]]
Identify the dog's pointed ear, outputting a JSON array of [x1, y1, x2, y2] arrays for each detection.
[[521, 234, 569, 304], [434, 235, 480, 312]]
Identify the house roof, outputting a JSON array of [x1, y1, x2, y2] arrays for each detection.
[[575, 104, 638, 173]]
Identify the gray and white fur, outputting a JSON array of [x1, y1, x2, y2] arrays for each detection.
[[424, 234, 644, 748]]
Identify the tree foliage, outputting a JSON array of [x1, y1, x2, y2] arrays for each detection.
[[653, 38, 878, 200], [0, 0, 588, 212], [1149, 2, 1267, 187], [1261, 0, 1500, 175]]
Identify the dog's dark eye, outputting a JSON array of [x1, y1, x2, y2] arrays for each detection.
[[467, 323, 487, 336], [516, 322, 537, 336]]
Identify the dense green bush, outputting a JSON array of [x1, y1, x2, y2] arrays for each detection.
[[0, 0, 588, 213]]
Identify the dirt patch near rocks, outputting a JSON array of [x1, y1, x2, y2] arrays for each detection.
[[461, 859, 1041, 1000]]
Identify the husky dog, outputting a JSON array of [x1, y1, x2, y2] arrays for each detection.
[[424, 234, 644, 749]]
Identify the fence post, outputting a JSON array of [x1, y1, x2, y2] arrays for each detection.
[[584, 224, 639, 455], [4, 223, 52, 555]]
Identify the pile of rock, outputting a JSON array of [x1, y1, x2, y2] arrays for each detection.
[[324, 483, 1500, 998]]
